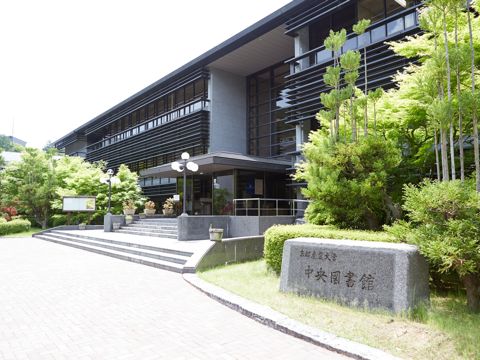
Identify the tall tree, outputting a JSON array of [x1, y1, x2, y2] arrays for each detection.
[[353, 19, 372, 137], [452, 0, 466, 181], [323, 29, 347, 140], [466, 0, 480, 191], [0, 148, 57, 229], [340, 50, 361, 141]]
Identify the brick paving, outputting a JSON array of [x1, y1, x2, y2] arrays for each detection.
[[0, 238, 348, 359]]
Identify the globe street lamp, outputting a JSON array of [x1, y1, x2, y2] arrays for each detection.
[[171, 152, 199, 216], [100, 169, 119, 214]]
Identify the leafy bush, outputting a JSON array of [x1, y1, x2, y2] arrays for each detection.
[[387, 180, 480, 312], [296, 134, 401, 230], [264, 224, 396, 274], [0, 217, 6, 224], [0, 219, 31, 236], [1, 206, 17, 221]]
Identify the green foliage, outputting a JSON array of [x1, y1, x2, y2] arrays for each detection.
[[0, 135, 24, 152], [264, 224, 396, 274], [0, 148, 57, 229], [296, 134, 401, 229], [387, 179, 480, 311], [353, 19, 371, 35], [52, 161, 145, 223], [0, 149, 145, 227], [323, 66, 341, 87], [323, 29, 347, 53], [0, 219, 31, 236], [392, 180, 480, 275], [340, 50, 361, 72]]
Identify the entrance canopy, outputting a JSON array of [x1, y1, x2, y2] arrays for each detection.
[[140, 151, 291, 178]]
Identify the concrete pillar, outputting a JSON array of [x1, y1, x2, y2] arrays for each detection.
[[294, 27, 310, 71]]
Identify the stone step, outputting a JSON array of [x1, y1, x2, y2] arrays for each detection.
[[48, 230, 191, 257], [122, 226, 178, 235], [35, 235, 185, 273], [44, 232, 188, 264], [128, 223, 178, 230], [114, 229, 178, 239], [136, 218, 177, 223]]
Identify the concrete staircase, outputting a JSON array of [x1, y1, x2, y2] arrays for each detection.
[[115, 218, 178, 239], [33, 229, 192, 273]]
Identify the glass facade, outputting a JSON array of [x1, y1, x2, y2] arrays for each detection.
[[247, 63, 295, 159]]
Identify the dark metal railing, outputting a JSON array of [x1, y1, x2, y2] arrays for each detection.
[[287, 5, 421, 75], [87, 98, 210, 152]]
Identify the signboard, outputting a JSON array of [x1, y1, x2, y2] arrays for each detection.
[[62, 196, 96, 212]]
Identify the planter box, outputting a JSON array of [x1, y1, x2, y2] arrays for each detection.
[[144, 209, 156, 216], [123, 209, 135, 216], [209, 229, 224, 241], [112, 223, 121, 230]]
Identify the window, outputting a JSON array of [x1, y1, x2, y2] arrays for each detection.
[[332, 3, 356, 32], [148, 103, 155, 119], [185, 83, 194, 103], [175, 88, 185, 107], [156, 98, 165, 115], [248, 63, 295, 159], [194, 79, 205, 99]]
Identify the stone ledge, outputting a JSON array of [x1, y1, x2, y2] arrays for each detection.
[[183, 273, 401, 360]]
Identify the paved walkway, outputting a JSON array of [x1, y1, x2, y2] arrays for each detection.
[[0, 238, 348, 359]]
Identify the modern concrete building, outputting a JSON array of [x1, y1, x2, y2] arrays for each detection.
[[54, 0, 420, 215]]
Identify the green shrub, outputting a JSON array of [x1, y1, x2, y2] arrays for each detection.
[[0, 219, 31, 236], [0, 217, 6, 224], [387, 179, 480, 312], [264, 224, 396, 274], [295, 135, 401, 230]]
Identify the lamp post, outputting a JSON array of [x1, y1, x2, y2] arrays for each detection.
[[101, 169, 117, 215], [171, 152, 199, 216], [106, 169, 113, 214]]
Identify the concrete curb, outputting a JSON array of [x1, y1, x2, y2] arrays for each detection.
[[183, 273, 402, 360]]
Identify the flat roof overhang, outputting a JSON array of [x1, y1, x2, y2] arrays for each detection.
[[140, 152, 291, 178], [53, 0, 312, 147]]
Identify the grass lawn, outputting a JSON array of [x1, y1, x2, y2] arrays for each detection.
[[199, 260, 480, 360], [0, 227, 43, 238]]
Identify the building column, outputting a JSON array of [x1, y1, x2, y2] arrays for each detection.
[[294, 27, 310, 71]]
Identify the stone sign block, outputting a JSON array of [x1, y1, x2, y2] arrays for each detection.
[[280, 238, 429, 313]]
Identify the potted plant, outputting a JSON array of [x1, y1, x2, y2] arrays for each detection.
[[162, 197, 175, 216], [125, 215, 133, 225], [144, 200, 156, 216], [79, 222, 86, 230], [122, 200, 136, 216], [209, 224, 224, 241]]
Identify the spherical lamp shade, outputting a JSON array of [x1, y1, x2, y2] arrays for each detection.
[[181, 152, 190, 160], [171, 161, 181, 171], [106, 169, 114, 176], [186, 161, 199, 172]]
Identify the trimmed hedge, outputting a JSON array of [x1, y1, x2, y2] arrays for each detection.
[[264, 224, 397, 274], [0, 219, 31, 236]]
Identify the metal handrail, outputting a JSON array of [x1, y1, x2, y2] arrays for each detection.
[[233, 198, 310, 218]]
